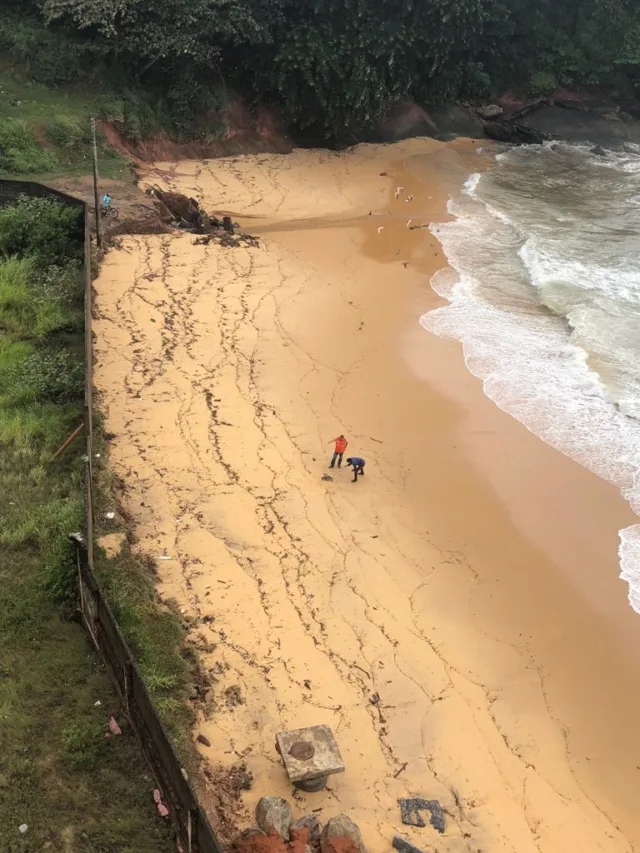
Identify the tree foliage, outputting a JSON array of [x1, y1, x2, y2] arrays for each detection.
[[5, 0, 640, 136]]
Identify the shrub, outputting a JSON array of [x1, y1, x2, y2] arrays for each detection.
[[528, 70, 558, 96], [46, 117, 89, 151], [1, 345, 84, 405], [0, 196, 82, 265], [0, 257, 68, 338], [36, 260, 83, 304], [99, 93, 161, 141], [0, 120, 58, 175]]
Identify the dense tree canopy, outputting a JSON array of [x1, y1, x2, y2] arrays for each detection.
[[2, 0, 640, 138]]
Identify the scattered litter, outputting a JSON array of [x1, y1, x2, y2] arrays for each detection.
[[158, 555, 174, 560], [108, 716, 122, 736], [153, 789, 170, 817], [95, 453, 101, 458], [81, 454, 89, 462], [406, 219, 412, 228], [321, 474, 333, 482], [105, 512, 116, 520], [393, 761, 408, 778], [304, 679, 311, 689], [19, 824, 28, 835], [197, 734, 212, 747], [392, 836, 424, 853], [399, 798, 445, 833], [377, 226, 384, 234], [405, 195, 414, 202], [94, 700, 102, 707]]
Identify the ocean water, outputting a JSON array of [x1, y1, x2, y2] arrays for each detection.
[[422, 142, 640, 612]]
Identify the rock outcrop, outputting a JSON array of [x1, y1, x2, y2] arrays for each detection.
[[255, 797, 292, 841], [321, 815, 366, 853], [477, 104, 504, 120]]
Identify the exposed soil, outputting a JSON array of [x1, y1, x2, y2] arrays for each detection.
[[45, 90, 640, 244], [200, 762, 254, 843]]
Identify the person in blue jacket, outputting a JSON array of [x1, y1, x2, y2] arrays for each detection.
[[346, 456, 365, 483]]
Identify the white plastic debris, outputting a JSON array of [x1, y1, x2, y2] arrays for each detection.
[[158, 555, 173, 560], [94, 700, 101, 706], [95, 453, 101, 458], [19, 825, 28, 834], [105, 512, 116, 520]]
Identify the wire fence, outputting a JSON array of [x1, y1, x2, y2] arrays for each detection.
[[75, 543, 222, 853], [0, 180, 222, 853]]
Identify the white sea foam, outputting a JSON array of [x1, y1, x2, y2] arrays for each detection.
[[423, 143, 640, 613]]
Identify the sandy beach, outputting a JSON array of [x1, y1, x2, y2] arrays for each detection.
[[93, 138, 640, 853]]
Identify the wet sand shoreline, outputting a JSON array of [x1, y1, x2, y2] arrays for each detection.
[[94, 139, 640, 852]]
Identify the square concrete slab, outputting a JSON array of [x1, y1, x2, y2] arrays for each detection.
[[276, 725, 345, 783]]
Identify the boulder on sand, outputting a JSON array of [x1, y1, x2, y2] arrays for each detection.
[[477, 104, 503, 120], [320, 815, 366, 853], [289, 825, 312, 853], [291, 815, 321, 844], [240, 828, 267, 840], [483, 120, 513, 142], [255, 797, 292, 840]]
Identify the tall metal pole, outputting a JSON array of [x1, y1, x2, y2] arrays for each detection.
[[91, 117, 103, 248]]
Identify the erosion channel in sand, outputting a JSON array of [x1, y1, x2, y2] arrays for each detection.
[[93, 139, 640, 853]]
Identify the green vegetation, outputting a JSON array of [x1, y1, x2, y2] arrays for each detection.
[[91, 443, 200, 757], [0, 195, 176, 850], [1, 0, 639, 144], [0, 66, 129, 179]]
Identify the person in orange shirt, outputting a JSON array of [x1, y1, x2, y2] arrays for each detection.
[[328, 434, 348, 468]]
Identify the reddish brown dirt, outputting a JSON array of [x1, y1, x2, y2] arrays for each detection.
[[321, 839, 361, 853], [377, 99, 438, 136], [234, 828, 360, 853], [46, 103, 293, 237], [234, 826, 335, 853], [199, 762, 254, 844], [100, 99, 291, 165], [235, 835, 289, 853]]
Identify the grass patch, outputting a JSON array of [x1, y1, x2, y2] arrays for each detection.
[[0, 69, 130, 180], [0, 118, 58, 175], [0, 256, 68, 338], [92, 439, 201, 767], [0, 546, 177, 851], [0, 194, 177, 850]]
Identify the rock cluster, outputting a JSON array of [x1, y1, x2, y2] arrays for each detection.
[[234, 799, 366, 853]]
